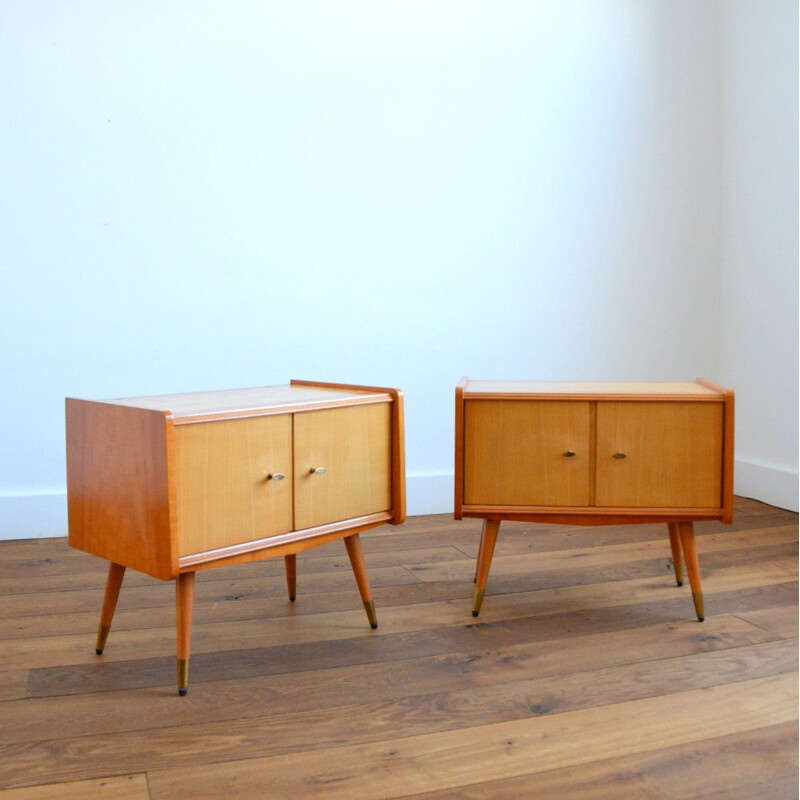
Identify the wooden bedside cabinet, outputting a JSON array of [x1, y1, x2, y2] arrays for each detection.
[[66, 380, 405, 695], [455, 379, 734, 622]]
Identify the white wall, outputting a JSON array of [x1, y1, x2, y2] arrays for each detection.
[[0, 1, 755, 538], [718, 0, 799, 511]]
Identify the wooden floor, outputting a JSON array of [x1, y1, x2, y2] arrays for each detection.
[[0, 497, 796, 799]]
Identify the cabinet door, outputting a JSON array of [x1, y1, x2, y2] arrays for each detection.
[[294, 403, 392, 530], [175, 415, 293, 556], [464, 400, 591, 506], [595, 401, 723, 508]]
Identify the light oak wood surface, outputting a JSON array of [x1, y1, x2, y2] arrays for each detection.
[[455, 379, 733, 620], [454, 378, 732, 524], [66, 381, 404, 695], [595, 401, 724, 508], [174, 414, 293, 556], [465, 380, 720, 398], [294, 403, 392, 530], [103, 384, 390, 424], [464, 400, 591, 506]]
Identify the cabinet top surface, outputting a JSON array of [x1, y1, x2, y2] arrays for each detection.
[[99, 384, 391, 419], [463, 381, 723, 397]]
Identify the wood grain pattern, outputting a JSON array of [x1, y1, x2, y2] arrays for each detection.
[[464, 400, 591, 506], [145, 673, 797, 799], [461, 507, 723, 526], [389, 389, 406, 525], [394, 723, 798, 800], [294, 403, 392, 530], [290, 381, 405, 525], [0, 497, 794, 798], [174, 414, 293, 557], [697, 382, 737, 524], [454, 378, 467, 519], [104, 383, 389, 423], [65, 400, 176, 581], [177, 512, 393, 571], [465, 380, 721, 398], [2, 637, 794, 790], [595, 401, 724, 508], [0, 774, 150, 799]]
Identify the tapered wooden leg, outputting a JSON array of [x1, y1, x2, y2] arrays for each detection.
[[344, 533, 378, 629], [176, 572, 195, 696], [667, 523, 684, 586], [95, 562, 125, 655], [285, 554, 297, 601], [472, 519, 500, 617], [474, 521, 487, 583], [677, 522, 704, 621]]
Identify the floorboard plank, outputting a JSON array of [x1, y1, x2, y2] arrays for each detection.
[[0, 774, 149, 800], [2, 540, 793, 640], [22, 581, 798, 697], [392, 722, 799, 800], [0, 672, 28, 702], [735, 605, 799, 639], [0, 614, 780, 746], [4, 557, 795, 672], [412, 525, 797, 583], [143, 673, 798, 800], [0, 503, 794, 800], [0, 638, 794, 790]]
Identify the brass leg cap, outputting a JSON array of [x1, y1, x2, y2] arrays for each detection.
[[674, 562, 684, 587], [692, 591, 705, 622], [472, 588, 485, 618], [177, 658, 189, 696], [364, 600, 378, 629], [95, 624, 111, 655]]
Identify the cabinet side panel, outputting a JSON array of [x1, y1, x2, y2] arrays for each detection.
[[175, 415, 293, 557], [294, 403, 392, 530], [454, 379, 466, 519], [464, 400, 591, 506], [595, 401, 724, 508], [65, 399, 174, 580], [390, 390, 406, 524]]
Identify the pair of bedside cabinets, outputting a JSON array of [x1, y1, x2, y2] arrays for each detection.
[[66, 378, 734, 694]]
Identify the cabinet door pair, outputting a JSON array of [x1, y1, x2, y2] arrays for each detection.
[[175, 403, 392, 556], [464, 400, 724, 509]]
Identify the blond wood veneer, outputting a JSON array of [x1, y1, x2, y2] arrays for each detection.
[[66, 380, 406, 694], [456, 378, 735, 623]]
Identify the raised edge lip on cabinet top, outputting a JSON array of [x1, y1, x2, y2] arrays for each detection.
[[462, 380, 724, 401], [95, 384, 393, 424]]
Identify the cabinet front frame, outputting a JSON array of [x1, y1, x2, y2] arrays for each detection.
[[173, 384, 405, 573], [455, 379, 734, 526]]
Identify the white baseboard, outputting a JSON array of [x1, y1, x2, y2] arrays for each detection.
[[734, 458, 798, 513], [0, 475, 457, 542], [1, 463, 792, 542], [406, 472, 454, 516], [0, 492, 68, 541]]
